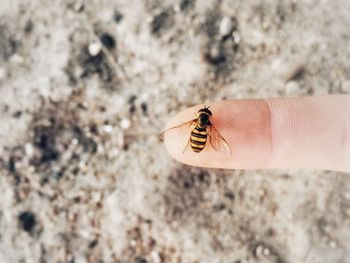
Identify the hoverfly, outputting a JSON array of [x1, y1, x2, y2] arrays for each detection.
[[160, 106, 231, 156]]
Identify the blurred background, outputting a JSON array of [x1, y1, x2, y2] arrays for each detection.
[[0, 0, 350, 262]]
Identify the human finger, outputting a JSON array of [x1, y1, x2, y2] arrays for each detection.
[[162, 95, 350, 172]]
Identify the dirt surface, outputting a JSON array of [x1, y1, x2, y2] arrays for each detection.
[[0, 0, 350, 262]]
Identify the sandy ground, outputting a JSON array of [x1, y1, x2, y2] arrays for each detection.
[[0, 0, 350, 262]]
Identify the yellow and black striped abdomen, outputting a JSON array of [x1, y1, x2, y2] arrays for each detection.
[[190, 126, 207, 153]]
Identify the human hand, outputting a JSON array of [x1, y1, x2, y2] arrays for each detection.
[[162, 95, 350, 172]]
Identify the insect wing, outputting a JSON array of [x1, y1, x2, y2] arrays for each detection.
[[208, 125, 231, 156], [159, 119, 196, 140]]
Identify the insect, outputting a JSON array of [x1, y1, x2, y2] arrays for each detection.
[[160, 106, 231, 155]]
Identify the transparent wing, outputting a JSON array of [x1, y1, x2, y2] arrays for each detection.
[[159, 119, 196, 141], [208, 125, 231, 156]]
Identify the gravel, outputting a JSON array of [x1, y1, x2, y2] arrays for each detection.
[[0, 0, 350, 262]]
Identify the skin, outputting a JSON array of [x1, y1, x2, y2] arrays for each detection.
[[163, 95, 350, 172]]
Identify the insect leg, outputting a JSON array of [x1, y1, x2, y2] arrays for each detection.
[[182, 139, 191, 153]]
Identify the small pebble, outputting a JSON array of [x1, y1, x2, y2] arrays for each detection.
[[135, 257, 147, 263], [73, 1, 84, 12], [232, 31, 240, 44], [255, 245, 263, 256], [130, 239, 137, 247], [271, 57, 304, 82], [219, 17, 234, 37], [285, 81, 300, 95], [100, 33, 116, 49], [141, 102, 148, 114], [341, 80, 350, 93], [110, 148, 120, 158], [71, 138, 79, 146], [151, 251, 161, 263], [113, 11, 123, 23], [18, 211, 36, 233], [258, 187, 267, 198], [24, 19, 34, 33], [25, 143, 34, 157], [329, 240, 337, 248], [75, 255, 88, 263], [263, 247, 271, 256], [284, 60, 305, 82], [343, 191, 350, 200], [271, 58, 284, 73], [78, 161, 87, 172], [102, 125, 113, 133], [173, 4, 181, 13], [324, 225, 331, 233], [10, 54, 24, 64], [224, 191, 235, 200], [120, 118, 131, 130], [207, 43, 225, 64], [88, 42, 102, 56]]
